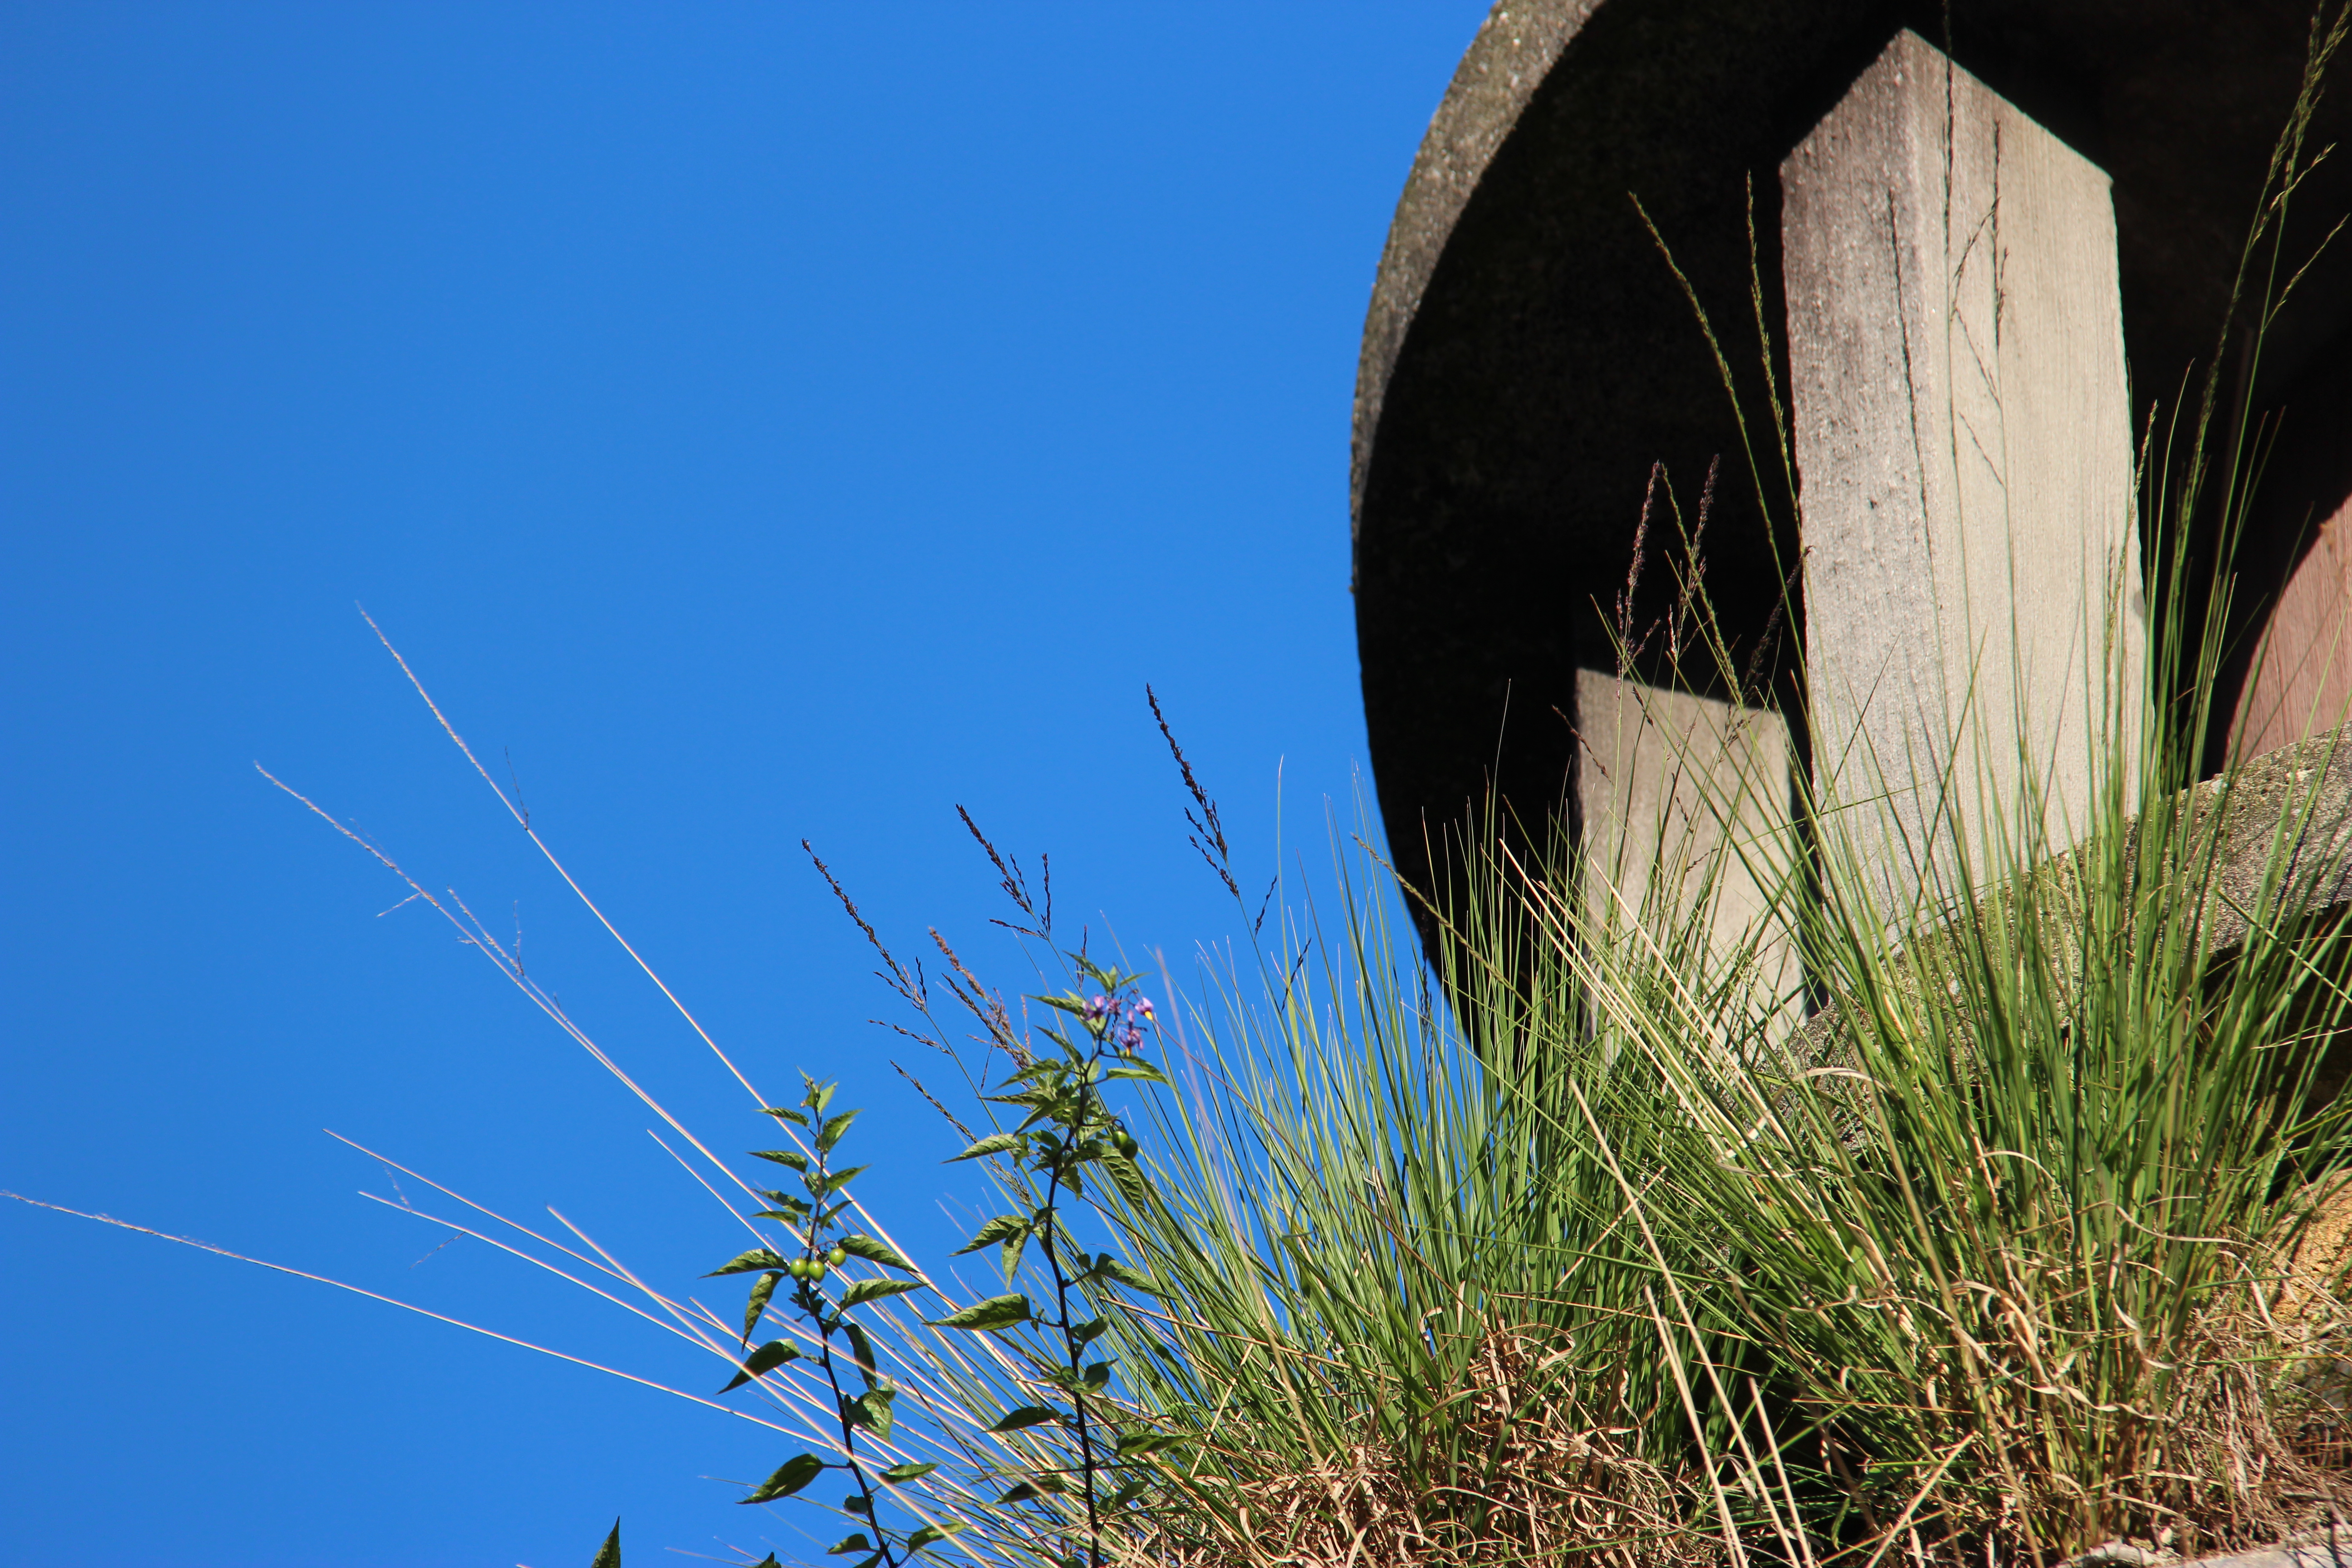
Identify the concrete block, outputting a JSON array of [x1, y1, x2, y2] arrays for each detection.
[[1574, 669, 1795, 1003], [1783, 29, 2144, 914]]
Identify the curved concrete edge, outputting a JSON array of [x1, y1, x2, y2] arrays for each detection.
[[1347, 0, 1593, 560]]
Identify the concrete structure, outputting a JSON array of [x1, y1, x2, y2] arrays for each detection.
[[1784, 32, 2143, 912], [1352, 0, 2352, 959]]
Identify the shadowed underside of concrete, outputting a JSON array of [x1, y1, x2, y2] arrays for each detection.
[[1353, 0, 2352, 921]]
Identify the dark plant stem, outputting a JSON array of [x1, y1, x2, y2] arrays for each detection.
[[801, 1142, 895, 1566], [1035, 1059, 1106, 1568]]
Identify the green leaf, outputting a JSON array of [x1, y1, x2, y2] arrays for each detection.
[[750, 1148, 808, 1172], [835, 1232, 916, 1272], [707, 1247, 789, 1278], [926, 1293, 1030, 1331], [590, 1519, 621, 1568], [951, 1214, 1030, 1256], [1070, 1316, 1109, 1345], [817, 1109, 860, 1154], [1114, 1431, 1185, 1458], [761, 1106, 809, 1126], [1107, 1476, 1154, 1509], [877, 1461, 938, 1483], [997, 1481, 1040, 1505], [986, 1404, 1059, 1432], [840, 1277, 923, 1307], [947, 1131, 1025, 1163], [740, 1452, 826, 1504], [1095, 1258, 1164, 1296], [826, 1534, 872, 1556], [742, 1271, 784, 1342], [842, 1318, 878, 1390], [905, 1523, 965, 1550], [1104, 1062, 1170, 1084], [806, 1078, 837, 1116], [843, 1386, 897, 1442], [720, 1338, 804, 1392], [818, 1164, 868, 1196]]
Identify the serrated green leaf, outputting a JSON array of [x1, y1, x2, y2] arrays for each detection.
[[986, 1404, 1059, 1432], [761, 1107, 809, 1127], [877, 1460, 938, 1483], [750, 1148, 809, 1171], [832, 1232, 914, 1272], [740, 1452, 826, 1504], [816, 1108, 859, 1154], [825, 1533, 872, 1556], [926, 1293, 1030, 1331], [707, 1247, 789, 1278], [905, 1523, 965, 1550], [948, 1131, 1026, 1162], [841, 1277, 922, 1307], [590, 1519, 621, 1568], [719, 1337, 803, 1392], [951, 1214, 1030, 1256], [1104, 1062, 1170, 1084], [743, 1270, 784, 1342]]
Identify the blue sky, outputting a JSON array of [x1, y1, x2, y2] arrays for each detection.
[[0, 5, 1489, 1565]]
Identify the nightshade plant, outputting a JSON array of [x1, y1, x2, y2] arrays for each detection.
[[706, 1073, 943, 1568], [695, 947, 1180, 1568], [929, 963, 1184, 1568]]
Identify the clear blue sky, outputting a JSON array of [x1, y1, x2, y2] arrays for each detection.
[[0, 5, 1489, 1565]]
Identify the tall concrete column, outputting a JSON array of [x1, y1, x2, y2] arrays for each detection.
[[1783, 29, 2144, 915]]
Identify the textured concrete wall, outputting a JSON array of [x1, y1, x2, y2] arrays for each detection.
[[2237, 493, 2352, 762], [1784, 29, 2144, 916], [1573, 670, 1794, 1000]]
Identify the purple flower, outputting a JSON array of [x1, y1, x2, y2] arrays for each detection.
[[1083, 994, 1111, 1024], [1132, 996, 1154, 1023]]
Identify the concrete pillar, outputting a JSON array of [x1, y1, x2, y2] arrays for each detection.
[[1574, 670, 1795, 1003], [2236, 495, 2352, 761], [1782, 29, 2144, 914]]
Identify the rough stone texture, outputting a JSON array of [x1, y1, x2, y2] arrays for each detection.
[[1784, 31, 2144, 904], [1786, 725, 2352, 1077], [1573, 669, 1794, 990], [2165, 1538, 2352, 1568], [1352, 0, 2352, 939]]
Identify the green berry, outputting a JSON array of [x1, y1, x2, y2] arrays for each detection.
[[827, 1246, 847, 1268]]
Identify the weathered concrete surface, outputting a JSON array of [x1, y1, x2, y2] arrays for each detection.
[[2238, 495, 2352, 763], [1573, 669, 1794, 990], [1784, 31, 2144, 906], [2148, 1535, 2352, 1568], [1352, 0, 2352, 952], [1786, 725, 2352, 1078]]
